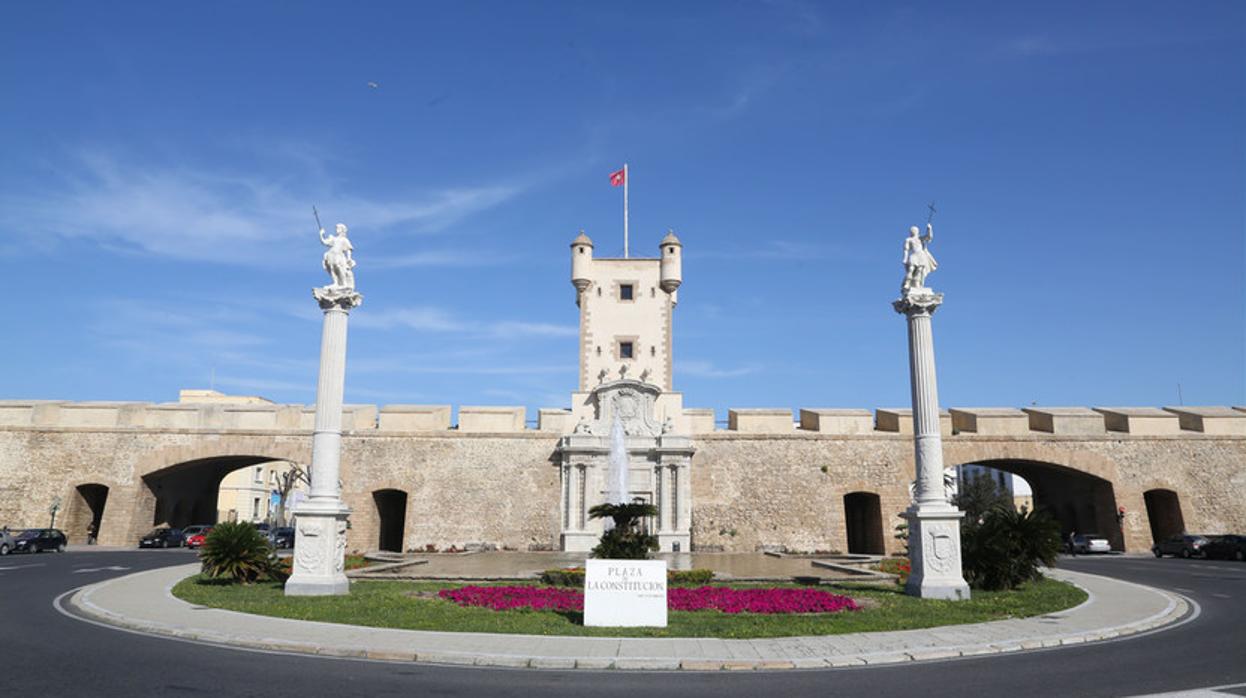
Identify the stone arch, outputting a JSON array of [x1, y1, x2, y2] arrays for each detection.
[[63, 483, 111, 545], [843, 491, 885, 554], [119, 437, 310, 547], [372, 488, 409, 553], [1143, 489, 1185, 545], [944, 442, 1125, 551]]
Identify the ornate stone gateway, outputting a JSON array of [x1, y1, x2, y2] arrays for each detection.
[[557, 379, 693, 553]]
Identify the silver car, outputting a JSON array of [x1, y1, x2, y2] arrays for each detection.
[[0, 528, 14, 555]]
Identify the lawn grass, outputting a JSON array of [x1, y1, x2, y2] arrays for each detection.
[[172, 576, 1085, 639]]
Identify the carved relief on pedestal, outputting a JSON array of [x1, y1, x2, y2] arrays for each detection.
[[334, 519, 348, 573], [295, 519, 325, 572], [923, 527, 955, 575]]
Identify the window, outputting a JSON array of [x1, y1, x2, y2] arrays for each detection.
[[619, 284, 634, 301], [253, 467, 263, 484], [252, 497, 261, 518], [650, 345, 656, 357], [619, 341, 634, 359]]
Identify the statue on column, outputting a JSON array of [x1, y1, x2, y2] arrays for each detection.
[[320, 223, 357, 290], [901, 223, 937, 296]]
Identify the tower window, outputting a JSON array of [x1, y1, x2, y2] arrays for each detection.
[[619, 284, 634, 301], [619, 341, 634, 359], [650, 345, 656, 357]]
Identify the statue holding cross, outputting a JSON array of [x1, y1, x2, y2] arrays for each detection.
[[901, 203, 939, 296]]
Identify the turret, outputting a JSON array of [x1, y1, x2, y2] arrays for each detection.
[[659, 230, 682, 294], [570, 230, 593, 295]]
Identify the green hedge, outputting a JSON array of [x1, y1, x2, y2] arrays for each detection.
[[540, 568, 715, 587]]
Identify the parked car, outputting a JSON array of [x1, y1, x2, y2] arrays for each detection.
[[1203, 535, 1246, 562], [1152, 534, 1210, 558], [185, 528, 213, 549], [138, 527, 185, 548], [1069, 533, 1111, 554], [0, 527, 15, 555], [13, 528, 67, 554], [180, 524, 211, 541], [268, 526, 295, 549]]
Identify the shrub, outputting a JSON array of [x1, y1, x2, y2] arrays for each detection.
[[198, 521, 279, 584], [669, 569, 714, 585], [588, 501, 659, 559], [878, 557, 911, 585], [540, 568, 586, 586], [961, 504, 1061, 591]]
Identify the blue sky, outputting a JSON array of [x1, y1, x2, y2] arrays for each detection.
[[2, 2, 1243, 417]]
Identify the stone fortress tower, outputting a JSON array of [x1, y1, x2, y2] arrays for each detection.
[[557, 231, 694, 553]]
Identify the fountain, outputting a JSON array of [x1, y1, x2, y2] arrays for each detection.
[[603, 414, 629, 530]]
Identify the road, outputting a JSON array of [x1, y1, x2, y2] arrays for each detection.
[[0, 550, 1241, 697]]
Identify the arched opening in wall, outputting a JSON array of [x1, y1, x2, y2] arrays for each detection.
[[952, 458, 1125, 551], [64, 484, 109, 545], [373, 489, 408, 553], [843, 492, 885, 554], [137, 457, 309, 542], [1143, 489, 1185, 544]]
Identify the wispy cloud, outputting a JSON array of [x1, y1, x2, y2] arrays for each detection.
[[679, 360, 760, 379], [3, 149, 526, 265], [352, 306, 576, 338], [369, 249, 516, 269], [699, 239, 849, 261]]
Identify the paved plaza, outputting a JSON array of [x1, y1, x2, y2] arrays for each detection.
[[67, 561, 1188, 671]]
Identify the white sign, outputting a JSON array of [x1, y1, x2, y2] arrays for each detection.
[[583, 558, 667, 627]]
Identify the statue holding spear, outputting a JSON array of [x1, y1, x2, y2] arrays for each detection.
[[315, 206, 356, 290]]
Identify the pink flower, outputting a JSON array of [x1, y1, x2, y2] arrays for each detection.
[[438, 586, 859, 615]]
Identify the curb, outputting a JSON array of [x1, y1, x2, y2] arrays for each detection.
[[62, 567, 1193, 672]]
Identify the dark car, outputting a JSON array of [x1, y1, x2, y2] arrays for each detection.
[[13, 528, 67, 554], [1203, 535, 1246, 562], [138, 527, 184, 548], [269, 526, 295, 549], [1152, 534, 1210, 558]]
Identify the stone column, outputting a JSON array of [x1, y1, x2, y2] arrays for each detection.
[[893, 290, 970, 600], [286, 287, 361, 596]]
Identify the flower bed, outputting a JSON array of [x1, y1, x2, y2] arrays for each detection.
[[439, 585, 858, 615], [437, 586, 583, 612], [669, 586, 858, 614]]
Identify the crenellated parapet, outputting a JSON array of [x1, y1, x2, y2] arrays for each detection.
[[2, 399, 1243, 437]]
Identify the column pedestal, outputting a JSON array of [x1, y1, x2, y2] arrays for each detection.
[[284, 499, 351, 596], [903, 507, 969, 600]]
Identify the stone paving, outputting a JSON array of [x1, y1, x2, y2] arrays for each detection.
[[352, 551, 878, 582], [66, 564, 1190, 672]]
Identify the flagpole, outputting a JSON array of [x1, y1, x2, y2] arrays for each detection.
[[623, 163, 629, 258]]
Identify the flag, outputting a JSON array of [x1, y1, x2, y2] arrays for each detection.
[[609, 167, 626, 187]]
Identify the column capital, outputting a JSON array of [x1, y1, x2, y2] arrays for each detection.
[[313, 286, 364, 311], [893, 289, 943, 317]]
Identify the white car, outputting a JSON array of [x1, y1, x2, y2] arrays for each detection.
[[0, 528, 14, 555], [1070, 533, 1111, 554]]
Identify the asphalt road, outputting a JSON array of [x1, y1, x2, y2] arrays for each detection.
[[0, 550, 1241, 697]]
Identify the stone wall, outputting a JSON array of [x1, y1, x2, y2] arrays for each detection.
[[1, 400, 1243, 555]]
